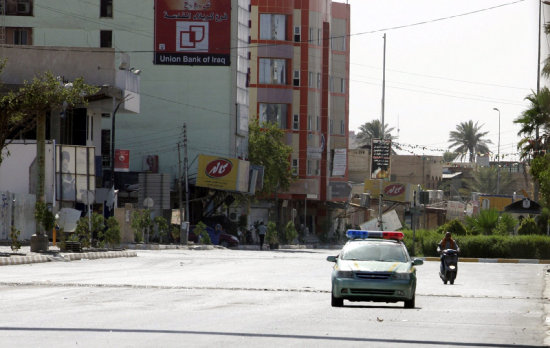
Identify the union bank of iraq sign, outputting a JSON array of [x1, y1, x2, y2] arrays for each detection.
[[154, 0, 230, 66]]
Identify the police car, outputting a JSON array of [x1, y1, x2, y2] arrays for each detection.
[[327, 230, 423, 308]]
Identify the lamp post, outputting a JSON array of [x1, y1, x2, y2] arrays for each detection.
[[493, 107, 501, 194]]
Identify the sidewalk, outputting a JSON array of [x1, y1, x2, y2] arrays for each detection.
[[2, 244, 549, 266], [0, 245, 137, 266]]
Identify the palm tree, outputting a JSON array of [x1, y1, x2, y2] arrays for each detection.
[[448, 120, 492, 163], [463, 167, 514, 195], [514, 87, 550, 161], [356, 119, 395, 147]]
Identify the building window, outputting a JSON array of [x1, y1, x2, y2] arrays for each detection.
[[291, 158, 298, 176], [316, 73, 321, 89], [292, 114, 299, 130], [100, 0, 113, 18], [330, 119, 334, 134], [260, 14, 286, 40], [307, 115, 312, 130], [316, 116, 320, 131], [331, 35, 346, 51], [340, 78, 346, 93], [307, 159, 320, 176], [293, 70, 300, 86], [259, 58, 286, 84], [259, 103, 287, 129], [100, 30, 112, 48], [317, 28, 322, 45], [4, 0, 33, 16], [309, 27, 313, 43], [11, 27, 30, 45], [308, 72, 313, 87], [340, 120, 345, 135], [294, 26, 300, 42]]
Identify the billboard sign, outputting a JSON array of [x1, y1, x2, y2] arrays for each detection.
[[371, 139, 391, 179], [364, 179, 412, 203], [196, 155, 250, 192], [154, 0, 231, 66]]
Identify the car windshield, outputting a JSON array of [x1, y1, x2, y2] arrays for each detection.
[[341, 242, 408, 262]]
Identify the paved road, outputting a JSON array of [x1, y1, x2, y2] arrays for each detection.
[[0, 248, 547, 347]]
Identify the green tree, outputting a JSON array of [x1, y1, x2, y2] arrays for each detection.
[[514, 87, 550, 161], [0, 71, 98, 200], [463, 167, 515, 195], [530, 153, 550, 207], [448, 120, 492, 163], [248, 119, 293, 195], [356, 119, 395, 147]]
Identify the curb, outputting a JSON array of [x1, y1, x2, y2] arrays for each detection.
[[423, 256, 550, 264], [0, 254, 51, 266], [0, 251, 137, 266]]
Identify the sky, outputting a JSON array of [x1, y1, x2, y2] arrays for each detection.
[[337, 0, 542, 161]]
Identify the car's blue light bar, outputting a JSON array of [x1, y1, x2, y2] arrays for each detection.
[[346, 230, 403, 240]]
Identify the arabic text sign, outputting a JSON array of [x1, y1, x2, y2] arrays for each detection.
[[154, 0, 231, 66], [371, 139, 391, 179]]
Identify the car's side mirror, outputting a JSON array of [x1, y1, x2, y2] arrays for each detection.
[[326, 255, 337, 262], [412, 258, 424, 266]]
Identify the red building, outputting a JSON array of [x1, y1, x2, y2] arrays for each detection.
[[249, 1, 351, 237]]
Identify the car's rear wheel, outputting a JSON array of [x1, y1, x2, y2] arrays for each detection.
[[331, 292, 343, 307], [221, 241, 229, 248], [404, 294, 415, 309]]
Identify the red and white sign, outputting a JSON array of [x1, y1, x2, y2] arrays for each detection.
[[114, 149, 130, 172], [154, 0, 231, 66], [205, 159, 232, 178], [384, 183, 405, 196]]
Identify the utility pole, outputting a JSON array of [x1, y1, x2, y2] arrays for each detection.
[[183, 123, 190, 244], [178, 140, 184, 244]]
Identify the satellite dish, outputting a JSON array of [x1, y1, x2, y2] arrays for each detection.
[[143, 197, 154, 208]]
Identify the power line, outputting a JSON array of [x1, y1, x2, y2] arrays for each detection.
[[348, 0, 527, 37]]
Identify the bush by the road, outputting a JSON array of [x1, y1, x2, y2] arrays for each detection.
[[402, 229, 550, 259]]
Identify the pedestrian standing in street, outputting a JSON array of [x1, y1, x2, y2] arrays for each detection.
[[258, 221, 267, 250]]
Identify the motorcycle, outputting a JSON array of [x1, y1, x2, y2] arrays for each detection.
[[438, 248, 459, 285]]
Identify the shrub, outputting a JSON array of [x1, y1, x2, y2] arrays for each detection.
[[266, 221, 279, 244], [99, 216, 121, 248], [194, 221, 211, 245], [517, 217, 540, 235], [154, 216, 170, 243], [494, 213, 517, 235], [466, 209, 500, 235], [131, 209, 153, 243], [74, 217, 92, 248], [437, 219, 467, 236], [285, 221, 297, 244], [10, 226, 21, 251]]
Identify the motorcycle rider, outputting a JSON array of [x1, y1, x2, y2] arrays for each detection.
[[437, 231, 459, 269]]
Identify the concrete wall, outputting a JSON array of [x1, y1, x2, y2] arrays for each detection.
[[0, 191, 36, 241], [0, 141, 55, 202]]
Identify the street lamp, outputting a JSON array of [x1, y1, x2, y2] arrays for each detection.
[[493, 107, 501, 194]]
